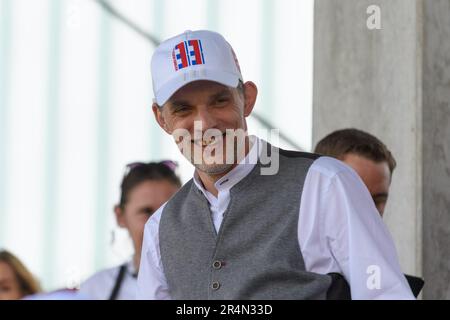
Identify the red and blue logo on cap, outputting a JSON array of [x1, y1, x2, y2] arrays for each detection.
[[172, 39, 205, 71]]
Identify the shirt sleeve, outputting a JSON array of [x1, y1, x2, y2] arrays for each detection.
[[136, 203, 172, 300], [299, 157, 415, 300]]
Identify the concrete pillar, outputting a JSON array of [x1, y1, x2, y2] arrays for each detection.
[[313, 0, 450, 299]]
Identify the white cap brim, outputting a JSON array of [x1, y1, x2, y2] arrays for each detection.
[[154, 68, 240, 106]]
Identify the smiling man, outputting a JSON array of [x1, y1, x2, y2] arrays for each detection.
[[314, 129, 396, 216], [136, 30, 414, 300]]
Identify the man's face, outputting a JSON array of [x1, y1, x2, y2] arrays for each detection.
[[115, 180, 179, 257], [342, 153, 391, 216], [153, 80, 257, 175]]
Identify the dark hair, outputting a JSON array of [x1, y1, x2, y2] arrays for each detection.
[[119, 162, 181, 209], [314, 128, 397, 174]]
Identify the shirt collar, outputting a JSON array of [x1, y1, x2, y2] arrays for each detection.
[[126, 260, 138, 278], [193, 135, 261, 197]]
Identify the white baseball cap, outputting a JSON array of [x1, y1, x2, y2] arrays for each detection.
[[151, 30, 243, 106]]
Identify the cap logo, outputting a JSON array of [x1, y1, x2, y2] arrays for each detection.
[[172, 39, 205, 71]]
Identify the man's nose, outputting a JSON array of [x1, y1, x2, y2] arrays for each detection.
[[194, 108, 218, 131]]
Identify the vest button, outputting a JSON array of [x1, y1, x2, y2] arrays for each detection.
[[213, 261, 222, 269], [211, 281, 221, 290]]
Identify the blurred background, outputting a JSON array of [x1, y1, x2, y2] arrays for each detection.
[[0, 0, 314, 291]]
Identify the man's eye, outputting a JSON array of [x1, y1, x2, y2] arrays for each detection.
[[214, 97, 229, 105], [173, 106, 190, 114], [142, 208, 154, 215]]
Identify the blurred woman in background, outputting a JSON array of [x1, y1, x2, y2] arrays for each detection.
[[79, 161, 181, 300], [0, 250, 42, 300]]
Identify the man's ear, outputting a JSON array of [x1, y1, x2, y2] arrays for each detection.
[[152, 103, 171, 134], [114, 205, 127, 229], [242, 81, 258, 117]]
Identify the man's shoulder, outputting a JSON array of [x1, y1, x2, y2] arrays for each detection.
[[145, 201, 168, 233], [144, 179, 195, 230], [277, 148, 321, 161], [273, 145, 352, 179], [164, 178, 195, 207], [307, 155, 354, 179]]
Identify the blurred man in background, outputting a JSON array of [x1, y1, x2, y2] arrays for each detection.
[[315, 128, 395, 216], [314, 128, 424, 297]]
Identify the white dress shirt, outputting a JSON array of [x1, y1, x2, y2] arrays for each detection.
[[137, 137, 414, 300], [80, 260, 137, 300]]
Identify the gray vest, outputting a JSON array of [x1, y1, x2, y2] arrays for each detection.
[[159, 143, 331, 299]]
